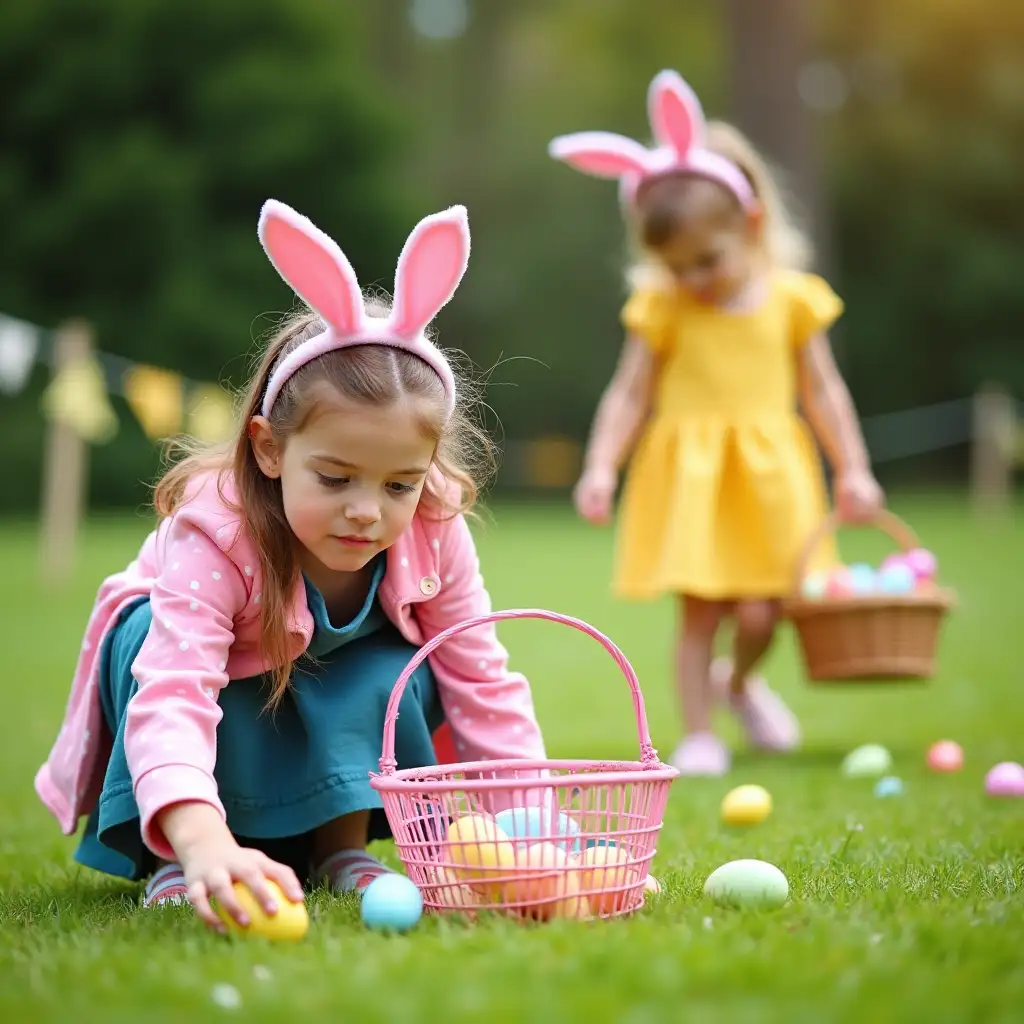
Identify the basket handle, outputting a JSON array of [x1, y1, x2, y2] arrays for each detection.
[[378, 608, 659, 775], [793, 509, 921, 591]]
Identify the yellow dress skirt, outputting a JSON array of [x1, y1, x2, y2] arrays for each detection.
[[612, 271, 841, 601]]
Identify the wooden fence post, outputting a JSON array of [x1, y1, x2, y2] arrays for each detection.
[[40, 319, 93, 585], [970, 385, 1016, 518]]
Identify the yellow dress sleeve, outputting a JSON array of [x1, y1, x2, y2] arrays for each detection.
[[621, 288, 675, 356], [786, 273, 844, 349]]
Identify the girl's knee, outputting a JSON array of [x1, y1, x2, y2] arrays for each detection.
[[681, 595, 729, 635], [735, 600, 780, 640]]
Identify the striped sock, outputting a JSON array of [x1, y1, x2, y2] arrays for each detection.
[[144, 862, 189, 908], [315, 849, 395, 894]]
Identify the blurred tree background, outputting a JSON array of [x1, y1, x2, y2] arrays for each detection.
[[1, 0, 1022, 512]]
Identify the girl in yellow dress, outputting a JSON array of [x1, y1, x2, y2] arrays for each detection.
[[549, 70, 884, 774]]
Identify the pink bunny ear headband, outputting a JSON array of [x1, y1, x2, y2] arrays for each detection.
[[548, 69, 755, 210], [257, 200, 467, 421]]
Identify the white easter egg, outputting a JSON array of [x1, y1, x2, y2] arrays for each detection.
[[841, 743, 893, 778], [703, 859, 789, 908]]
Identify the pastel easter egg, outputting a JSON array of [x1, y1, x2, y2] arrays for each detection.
[[984, 761, 1024, 797], [926, 740, 964, 773], [842, 743, 893, 778], [360, 874, 423, 933], [720, 784, 773, 826], [826, 567, 855, 597], [904, 547, 938, 582], [643, 874, 661, 896], [445, 814, 517, 896], [703, 859, 789, 909], [508, 842, 590, 921], [880, 552, 908, 574], [578, 844, 638, 915], [847, 562, 877, 595], [877, 563, 915, 595], [801, 572, 827, 599], [874, 775, 905, 798], [494, 806, 582, 854], [423, 863, 479, 912], [214, 880, 309, 942]]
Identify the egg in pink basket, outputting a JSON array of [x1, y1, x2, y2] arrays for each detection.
[[826, 567, 855, 597], [926, 740, 963, 773], [984, 762, 1024, 797], [904, 548, 937, 583]]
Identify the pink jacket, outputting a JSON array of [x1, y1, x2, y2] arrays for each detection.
[[35, 471, 546, 860]]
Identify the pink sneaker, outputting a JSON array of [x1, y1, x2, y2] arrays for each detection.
[[670, 731, 731, 776], [711, 657, 801, 752], [143, 862, 190, 908]]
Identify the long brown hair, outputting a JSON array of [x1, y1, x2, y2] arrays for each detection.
[[154, 300, 494, 707], [627, 120, 813, 290]]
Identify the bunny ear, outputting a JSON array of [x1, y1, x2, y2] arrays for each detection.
[[258, 200, 361, 334], [648, 69, 705, 157], [390, 205, 470, 339], [548, 132, 651, 180]]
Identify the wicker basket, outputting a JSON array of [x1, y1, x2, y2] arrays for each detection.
[[784, 510, 955, 683]]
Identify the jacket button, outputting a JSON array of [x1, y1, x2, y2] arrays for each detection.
[[419, 576, 438, 596]]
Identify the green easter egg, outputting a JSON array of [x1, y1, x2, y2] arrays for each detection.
[[841, 744, 893, 778], [704, 859, 789, 908]]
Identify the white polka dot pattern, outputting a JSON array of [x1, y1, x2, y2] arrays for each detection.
[[38, 476, 546, 859]]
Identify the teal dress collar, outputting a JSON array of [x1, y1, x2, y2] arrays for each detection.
[[302, 554, 388, 659]]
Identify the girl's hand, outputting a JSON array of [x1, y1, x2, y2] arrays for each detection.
[[179, 835, 304, 932], [835, 468, 884, 523], [573, 466, 618, 525]]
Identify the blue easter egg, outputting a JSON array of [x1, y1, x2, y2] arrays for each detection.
[[493, 807, 582, 853], [848, 563, 876, 594], [874, 775, 905, 798], [878, 564, 915, 595], [584, 838, 617, 850], [360, 874, 423, 933]]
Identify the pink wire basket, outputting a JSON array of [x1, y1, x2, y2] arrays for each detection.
[[370, 609, 679, 922]]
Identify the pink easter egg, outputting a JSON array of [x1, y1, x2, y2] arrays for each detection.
[[926, 740, 963, 773], [903, 548, 937, 582], [826, 567, 854, 597], [880, 553, 908, 574], [984, 762, 1024, 797]]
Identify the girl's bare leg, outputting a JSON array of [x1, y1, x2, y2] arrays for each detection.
[[672, 596, 732, 775], [712, 599, 801, 752]]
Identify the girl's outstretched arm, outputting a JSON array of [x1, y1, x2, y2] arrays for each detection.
[[574, 336, 657, 524], [797, 333, 884, 521]]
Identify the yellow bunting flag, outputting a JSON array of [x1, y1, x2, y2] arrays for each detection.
[[186, 383, 236, 443], [123, 365, 183, 441], [40, 355, 119, 445]]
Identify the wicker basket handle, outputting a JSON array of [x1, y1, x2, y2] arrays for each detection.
[[794, 509, 921, 591], [378, 608, 659, 775]]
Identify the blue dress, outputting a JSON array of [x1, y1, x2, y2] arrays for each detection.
[[74, 555, 442, 882]]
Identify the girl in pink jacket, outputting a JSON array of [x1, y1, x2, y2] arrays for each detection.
[[35, 200, 546, 932]]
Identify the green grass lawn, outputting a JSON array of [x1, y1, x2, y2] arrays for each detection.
[[1, 493, 1022, 1023]]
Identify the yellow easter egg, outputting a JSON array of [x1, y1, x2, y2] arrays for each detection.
[[720, 784, 773, 826], [578, 845, 638, 915], [214, 880, 309, 942], [547, 871, 592, 921], [445, 813, 517, 897]]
